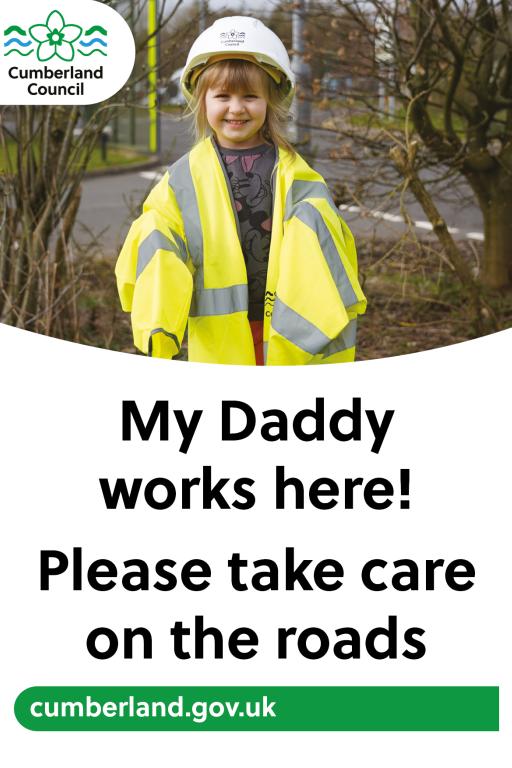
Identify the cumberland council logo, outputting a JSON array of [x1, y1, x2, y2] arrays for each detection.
[[4, 9, 108, 62], [0, 0, 134, 105], [220, 29, 246, 47]]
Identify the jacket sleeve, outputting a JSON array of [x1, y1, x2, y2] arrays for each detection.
[[269, 194, 366, 365], [115, 173, 193, 359], [312, 212, 365, 364]]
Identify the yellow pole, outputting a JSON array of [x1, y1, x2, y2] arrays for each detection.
[[148, 0, 158, 154]]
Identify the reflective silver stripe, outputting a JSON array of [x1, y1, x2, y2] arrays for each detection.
[[137, 230, 185, 279], [189, 284, 248, 317], [322, 318, 357, 359], [284, 179, 340, 221], [168, 154, 203, 271], [171, 230, 188, 263], [271, 296, 330, 355], [292, 202, 358, 308], [263, 341, 268, 365], [148, 327, 180, 357]]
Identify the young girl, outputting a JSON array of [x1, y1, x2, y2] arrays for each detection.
[[116, 16, 366, 365]]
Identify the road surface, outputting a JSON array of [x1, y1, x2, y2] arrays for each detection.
[[77, 113, 484, 254]]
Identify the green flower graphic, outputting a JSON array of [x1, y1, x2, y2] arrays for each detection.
[[29, 10, 82, 62]]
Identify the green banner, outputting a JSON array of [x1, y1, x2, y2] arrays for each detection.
[[15, 686, 498, 731]]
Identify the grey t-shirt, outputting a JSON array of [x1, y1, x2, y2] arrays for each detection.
[[218, 143, 276, 321]]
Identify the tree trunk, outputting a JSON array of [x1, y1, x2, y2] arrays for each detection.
[[481, 184, 512, 290]]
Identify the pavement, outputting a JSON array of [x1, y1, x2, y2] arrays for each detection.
[[77, 113, 193, 251], [77, 112, 484, 254]]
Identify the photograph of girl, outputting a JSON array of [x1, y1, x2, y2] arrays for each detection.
[[115, 16, 367, 366], [2, 2, 511, 362]]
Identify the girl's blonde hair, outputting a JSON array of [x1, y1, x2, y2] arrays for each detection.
[[190, 59, 295, 155]]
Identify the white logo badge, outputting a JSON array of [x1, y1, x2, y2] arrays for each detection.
[[1, 0, 135, 104]]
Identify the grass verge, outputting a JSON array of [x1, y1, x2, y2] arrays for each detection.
[[0, 140, 148, 173]]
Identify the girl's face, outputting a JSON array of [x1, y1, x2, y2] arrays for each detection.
[[205, 83, 268, 149]]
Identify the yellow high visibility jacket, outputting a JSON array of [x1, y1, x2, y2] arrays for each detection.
[[116, 137, 366, 365]]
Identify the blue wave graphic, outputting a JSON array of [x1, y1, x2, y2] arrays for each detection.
[[79, 38, 107, 48], [5, 37, 32, 47]]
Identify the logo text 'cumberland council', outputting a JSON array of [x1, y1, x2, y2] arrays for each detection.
[[1, 0, 134, 104], [8, 65, 103, 97]]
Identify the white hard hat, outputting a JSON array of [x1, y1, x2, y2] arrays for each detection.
[[181, 16, 295, 106]]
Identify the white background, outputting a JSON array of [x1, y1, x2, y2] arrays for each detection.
[[0, 322, 510, 765]]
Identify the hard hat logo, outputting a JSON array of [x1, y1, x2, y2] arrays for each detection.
[[220, 30, 246, 47]]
